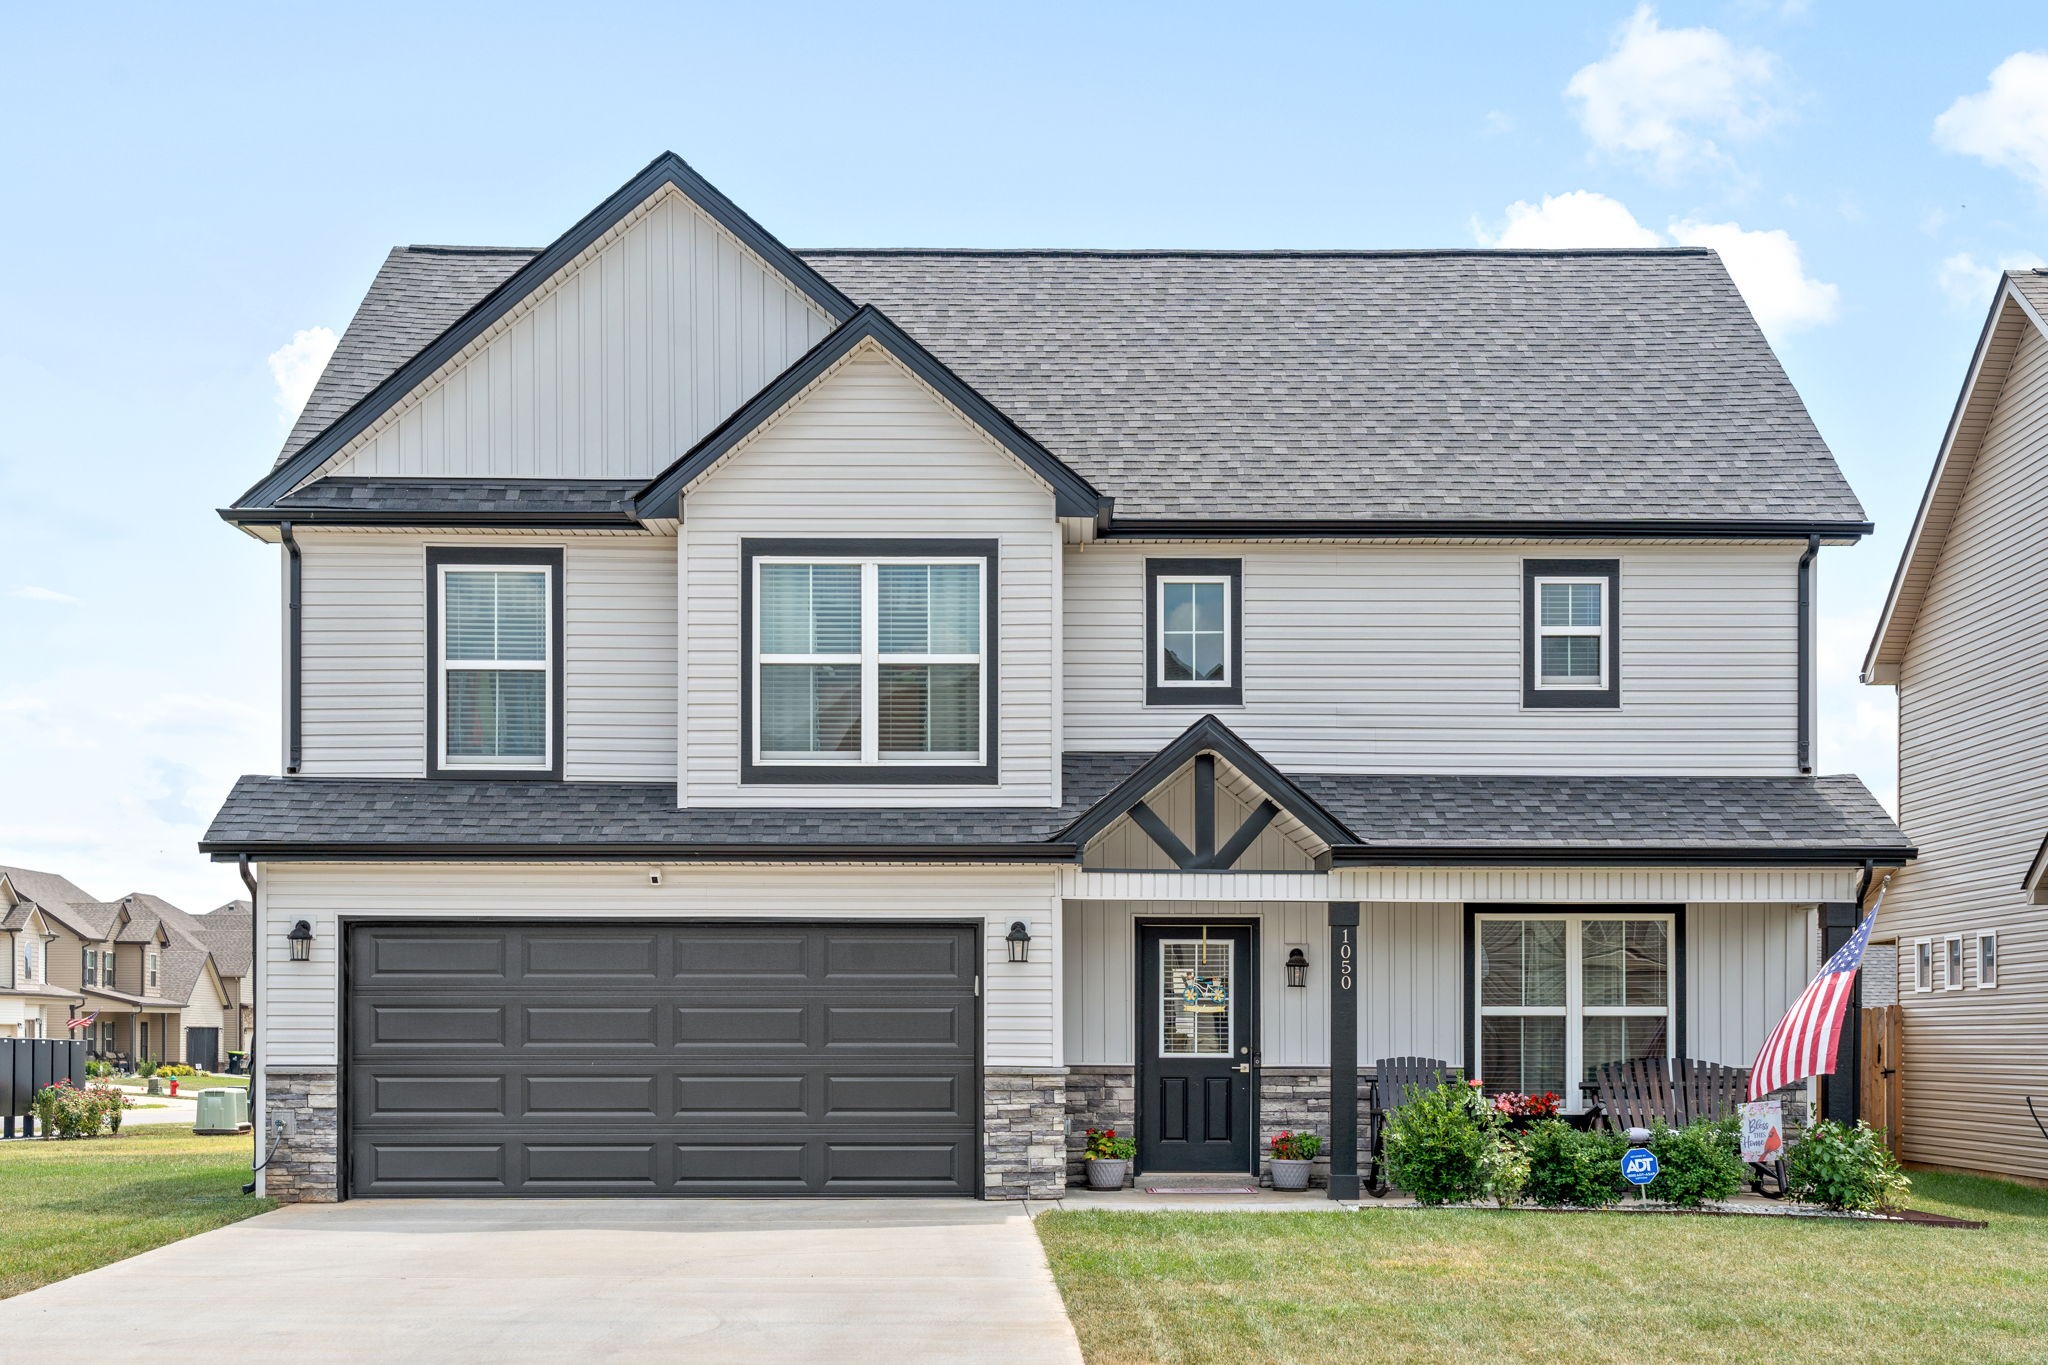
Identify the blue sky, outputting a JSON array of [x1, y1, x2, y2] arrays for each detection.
[[3, 3, 2044, 910]]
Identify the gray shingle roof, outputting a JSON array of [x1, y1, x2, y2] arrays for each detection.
[[272, 477, 643, 519], [194, 902, 253, 978], [272, 244, 1865, 526], [202, 765, 1905, 861]]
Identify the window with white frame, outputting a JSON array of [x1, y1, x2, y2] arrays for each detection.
[[1945, 935, 1965, 991], [1914, 939, 1933, 992], [20, 940, 35, 983], [1475, 912, 1672, 1107], [83, 946, 97, 987], [1524, 559, 1619, 708], [1145, 558, 1243, 706], [1977, 931, 1998, 990], [430, 550, 558, 775], [747, 543, 992, 779], [147, 951, 160, 990]]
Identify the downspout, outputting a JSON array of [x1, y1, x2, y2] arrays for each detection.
[[281, 521, 302, 775], [238, 855, 259, 1195], [1797, 534, 1820, 775]]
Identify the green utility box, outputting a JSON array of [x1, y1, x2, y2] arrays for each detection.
[[194, 1088, 249, 1135]]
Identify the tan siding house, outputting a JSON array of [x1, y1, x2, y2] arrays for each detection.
[[1864, 270, 2048, 1182]]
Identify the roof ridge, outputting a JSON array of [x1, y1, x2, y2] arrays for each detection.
[[402, 244, 544, 255], [794, 246, 1717, 259]]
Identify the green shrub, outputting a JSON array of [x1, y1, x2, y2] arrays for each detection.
[[1521, 1120, 1624, 1207], [85, 1059, 115, 1078], [31, 1080, 128, 1138], [134, 1059, 158, 1079], [1384, 1081, 1496, 1205], [157, 1063, 198, 1077], [1644, 1119, 1747, 1207], [1480, 1136, 1530, 1207], [1787, 1120, 1911, 1211]]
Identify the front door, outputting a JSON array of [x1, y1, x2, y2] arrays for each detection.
[[1137, 922, 1255, 1173]]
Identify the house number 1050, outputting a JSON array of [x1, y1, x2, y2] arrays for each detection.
[[1337, 928, 1354, 991]]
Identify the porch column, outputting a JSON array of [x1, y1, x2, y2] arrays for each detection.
[[1328, 902, 1360, 1201]]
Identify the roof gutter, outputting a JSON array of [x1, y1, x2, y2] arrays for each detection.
[[222, 507, 646, 531], [280, 522, 301, 776], [1327, 845, 1915, 868], [1106, 517, 1874, 542], [205, 842, 1083, 864], [1798, 533, 1820, 774]]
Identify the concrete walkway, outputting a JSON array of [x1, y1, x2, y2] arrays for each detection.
[[0, 1199, 1083, 1365]]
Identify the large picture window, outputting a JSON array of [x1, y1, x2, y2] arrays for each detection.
[[743, 539, 997, 784], [1523, 559, 1620, 709], [1475, 911, 1674, 1108], [427, 547, 563, 779]]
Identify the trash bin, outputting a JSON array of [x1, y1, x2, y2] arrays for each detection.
[[194, 1089, 245, 1135]]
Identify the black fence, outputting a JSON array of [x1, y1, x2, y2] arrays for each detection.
[[1, 1038, 87, 1138]]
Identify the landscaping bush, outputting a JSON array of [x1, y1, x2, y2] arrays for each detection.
[[31, 1080, 129, 1139], [1643, 1120, 1747, 1207], [1384, 1081, 1496, 1204], [1480, 1136, 1530, 1207], [134, 1060, 158, 1079], [157, 1064, 198, 1077], [1787, 1120, 1911, 1212], [1521, 1120, 1625, 1207]]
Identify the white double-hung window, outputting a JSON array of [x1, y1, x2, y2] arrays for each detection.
[[749, 542, 991, 780], [1476, 912, 1673, 1107], [1534, 578, 1608, 689], [431, 549, 558, 775]]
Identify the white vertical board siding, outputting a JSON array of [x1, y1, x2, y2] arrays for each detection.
[[260, 863, 1061, 1069], [1683, 903, 1815, 1068], [1886, 321, 2048, 1179], [680, 349, 1061, 806], [1064, 541, 1802, 774], [296, 531, 677, 780], [1358, 903, 1466, 1067], [324, 188, 833, 482]]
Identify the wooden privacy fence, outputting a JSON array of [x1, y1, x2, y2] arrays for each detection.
[[1860, 1005, 1903, 1155], [0, 1038, 87, 1138]]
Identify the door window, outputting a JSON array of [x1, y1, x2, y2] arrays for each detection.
[[1159, 939, 1234, 1057]]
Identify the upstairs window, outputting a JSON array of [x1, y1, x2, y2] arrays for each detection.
[[1977, 932, 1999, 990], [20, 941, 34, 983], [83, 947, 98, 987], [1524, 559, 1620, 709], [427, 547, 562, 779], [147, 951, 160, 990], [1145, 558, 1243, 706], [744, 539, 996, 785]]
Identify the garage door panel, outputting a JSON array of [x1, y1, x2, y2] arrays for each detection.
[[346, 922, 978, 1198]]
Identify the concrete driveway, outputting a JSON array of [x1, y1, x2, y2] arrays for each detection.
[[0, 1199, 1083, 1365]]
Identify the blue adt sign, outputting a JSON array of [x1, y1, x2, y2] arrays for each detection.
[[1622, 1147, 1660, 1186]]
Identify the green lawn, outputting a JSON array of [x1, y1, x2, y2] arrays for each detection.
[[1036, 1173, 2048, 1364], [0, 1126, 275, 1300], [109, 1072, 247, 1091]]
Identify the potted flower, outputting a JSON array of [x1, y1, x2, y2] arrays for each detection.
[[1268, 1130, 1323, 1190], [1082, 1127, 1136, 1189]]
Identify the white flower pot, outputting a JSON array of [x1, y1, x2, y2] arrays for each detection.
[[1085, 1158, 1130, 1190], [1269, 1158, 1314, 1191]]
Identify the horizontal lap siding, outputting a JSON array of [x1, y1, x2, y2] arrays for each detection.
[[1888, 323, 2048, 1179], [296, 532, 676, 780], [328, 189, 832, 481], [259, 863, 1060, 1070], [681, 351, 1060, 806], [1064, 541, 1801, 774]]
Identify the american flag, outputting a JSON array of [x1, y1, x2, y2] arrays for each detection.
[[64, 1011, 97, 1031], [1749, 907, 1878, 1101]]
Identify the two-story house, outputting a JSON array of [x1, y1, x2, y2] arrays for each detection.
[[203, 153, 1908, 1204], [1862, 268, 2048, 1183]]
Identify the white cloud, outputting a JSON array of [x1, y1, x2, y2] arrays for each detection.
[[1936, 251, 2047, 308], [1479, 191, 1664, 248], [1565, 5, 1782, 177], [1667, 219, 1839, 332], [1476, 192, 1838, 338], [9, 585, 80, 605], [1481, 110, 1516, 136], [267, 326, 339, 425], [1934, 51, 2048, 194]]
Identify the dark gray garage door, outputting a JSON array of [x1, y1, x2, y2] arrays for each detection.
[[344, 922, 980, 1197]]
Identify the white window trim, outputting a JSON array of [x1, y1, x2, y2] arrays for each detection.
[[1157, 937, 1236, 1059], [1912, 938, 1933, 992], [83, 947, 97, 988], [147, 951, 160, 990], [435, 562, 555, 774], [20, 941, 34, 984], [1153, 573, 1235, 690], [1944, 934, 1965, 991], [1474, 911, 1674, 1112], [1976, 930, 1998, 991], [751, 555, 988, 769], [1532, 576, 1610, 691]]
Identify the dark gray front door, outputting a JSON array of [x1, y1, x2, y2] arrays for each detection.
[[1137, 923, 1255, 1173], [186, 1027, 220, 1073], [344, 921, 980, 1197]]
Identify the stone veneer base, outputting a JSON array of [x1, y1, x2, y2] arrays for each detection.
[[262, 1068, 340, 1204], [984, 1067, 1067, 1199]]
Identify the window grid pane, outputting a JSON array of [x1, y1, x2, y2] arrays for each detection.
[[1481, 1015, 1566, 1097], [446, 671, 547, 760], [1540, 635, 1601, 680], [445, 570, 546, 662], [760, 663, 861, 755], [1161, 579, 1228, 683], [878, 663, 979, 756], [761, 564, 861, 656], [1540, 581, 1602, 628], [1160, 940, 1233, 1057]]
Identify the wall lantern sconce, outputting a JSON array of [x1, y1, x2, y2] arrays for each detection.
[[287, 920, 314, 963], [1006, 921, 1032, 964], [1285, 947, 1309, 988]]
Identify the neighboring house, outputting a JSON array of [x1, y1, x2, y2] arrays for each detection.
[[1863, 268, 2048, 1183], [0, 869, 87, 1038], [0, 866, 249, 1068], [193, 900, 255, 1060], [202, 153, 1908, 1205]]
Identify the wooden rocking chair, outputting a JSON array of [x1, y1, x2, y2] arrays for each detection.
[[1365, 1055, 1458, 1196], [1589, 1057, 1787, 1197]]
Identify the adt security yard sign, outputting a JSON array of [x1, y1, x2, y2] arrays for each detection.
[[1622, 1147, 1660, 1186]]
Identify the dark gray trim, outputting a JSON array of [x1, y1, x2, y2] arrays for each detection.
[[210, 842, 1080, 863], [633, 308, 1104, 521], [280, 521, 302, 775], [2024, 831, 2048, 898], [1462, 903, 1686, 1097], [423, 546, 565, 781], [1055, 714, 1355, 850], [235, 153, 857, 512], [739, 537, 999, 787], [1127, 802, 1195, 867], [1144, 558, 1244, 707], [1522, 558, 1621, 710], [1111, 519, 1872, 542], [1818, 903, 1862, 1125], [1797, 535, 1819, 774], [1133, 916, 1260, 1177], [1327, 902, 1360, 1201], [1333, 845, 1913, 868]]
